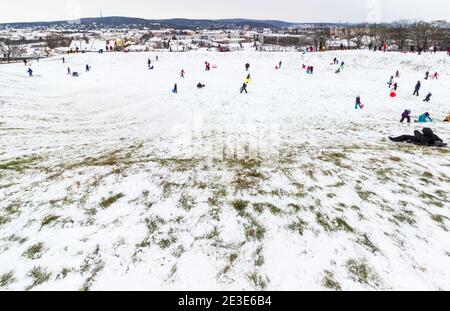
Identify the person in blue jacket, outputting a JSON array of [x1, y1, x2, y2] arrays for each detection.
[[416, 112, 432, 123], [27, 68, 33, 77]]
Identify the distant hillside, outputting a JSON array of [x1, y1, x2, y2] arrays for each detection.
[[0, 16, 296, 29]]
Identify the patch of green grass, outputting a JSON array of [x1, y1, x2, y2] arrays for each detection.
[[287, 218, 309, 236], [252, 203, 282, 216], [26, 266, 52, 290], [8, 235, 27, 244], [431, 215, 448, 230], [317, 152, 348, 167], [388, 156, 402, 162], [222, 253, 239, 275], [178, 192, 196, 211], [80, 260, 105, 291], [246, 272, 269, 290], [254, 246, 265, 267], [0, 271, 16, 287], [0, 155, 43, 172], [99, 193, 124, 208], [5, 202, 21, 215], [333, 217, 355, 233], [40, 214, 60, 229], [356, 234, 380, 254], [322, 271, 342, 291], [419, 192, 444, 208], [56, 267, 73, 280], [0, 216, 11, 226], [346, 259, 380, 288], [244, 218, 266, 241], [393, 210, 416, 225], [158, 236, 178, 249], [232, 200, 250, 217], [316, 212, 333, 232], [22, 242, 45, 260], [356, 190, 377, 201]]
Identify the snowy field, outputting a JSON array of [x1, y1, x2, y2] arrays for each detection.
[[0, 50, 449, 291]]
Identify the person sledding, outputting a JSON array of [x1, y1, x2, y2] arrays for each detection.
[[389, 128, 446, 147], [415, 112, 433, 123], [72, 71, 79, 77], [400, 110, 412, 123], [240, 82, 248, 94], [355, 96, 364, 109], [423, 92, 432, 102], [443, 114, 450, 122], [197, 82, 206, 89], [306, 66, 314, 74], [413, 81, 421, 96], [172, 83, 178, 94]]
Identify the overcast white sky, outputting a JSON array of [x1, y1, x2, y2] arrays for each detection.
[[1, 0, 449, 23]]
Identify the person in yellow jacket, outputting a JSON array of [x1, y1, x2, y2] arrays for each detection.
[[244, 74, 252, 84]]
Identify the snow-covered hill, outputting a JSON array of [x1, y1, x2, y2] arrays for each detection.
[[0, 50, 449, 290]]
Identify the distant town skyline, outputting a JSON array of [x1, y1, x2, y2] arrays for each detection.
[[1, 0, 449, 24]]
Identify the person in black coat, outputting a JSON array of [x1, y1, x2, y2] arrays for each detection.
[[413, 81, 421, 96], [389, 128, 446, 147], [423, 92, 432, 102], [197, 82, 205, 88]]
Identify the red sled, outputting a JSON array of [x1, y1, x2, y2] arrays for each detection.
[[390, 91, 397, 98]]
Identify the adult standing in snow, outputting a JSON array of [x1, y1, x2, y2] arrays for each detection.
[[240, 82, 248, 94], [393, 82, 398, 91], [425, 71, 429, 80], [23, 59, 27, 66], [181, 69, 185, 78], [279, 61, 282, 68], [62, 57, 65, 64], [395, 70, 400, 78], [413, 81, 421, 96], [27, 68, 33, 77], [148, 59, 151, 68], [85, 64, 90, 72], [432, 72, 439, 79], [67, 67, 71, 75], [172, 83, 178, 94]]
